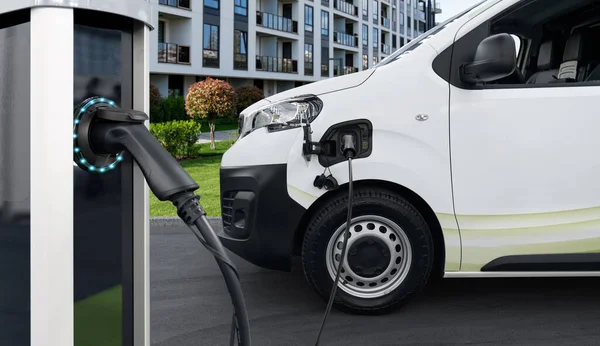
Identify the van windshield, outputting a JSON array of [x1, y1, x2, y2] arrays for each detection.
[[374, 0, 496, 68]]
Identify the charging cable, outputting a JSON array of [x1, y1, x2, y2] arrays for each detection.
[[314, 134, 357, 346], [77, 106, 251, 346]]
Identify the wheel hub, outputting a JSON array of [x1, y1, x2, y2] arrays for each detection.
[[325, 215, 413, 299], [347, 237, 391, 278]]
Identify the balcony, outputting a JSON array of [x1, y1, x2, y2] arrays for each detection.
[[256, 11, 298, 34], [334, 0, 359, 17], [158, 42, 191, 64], [334, 31, 358, 48], [158, 0, 190, 10], [334, 65, 358, 76], [381, 43, 391, 54], [256, 56, 298, 74], [381, 17, 390, 28]]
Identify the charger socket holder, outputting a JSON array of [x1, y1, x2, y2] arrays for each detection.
[[73, 96, 125, 174], [318, 119, 373, 167]]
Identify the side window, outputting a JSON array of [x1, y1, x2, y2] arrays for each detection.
[[443, 0, 600, 89]]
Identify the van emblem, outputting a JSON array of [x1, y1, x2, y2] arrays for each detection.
[[416, 114, 429, 121]]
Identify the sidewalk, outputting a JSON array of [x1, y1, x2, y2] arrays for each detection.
[[196, 130, 237, 144]]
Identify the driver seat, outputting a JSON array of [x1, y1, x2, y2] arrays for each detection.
[[526, 40, 558, 84], [556, 31, 585, 81]]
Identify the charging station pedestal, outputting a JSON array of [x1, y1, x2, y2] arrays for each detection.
[[0, 1, 154, 345]]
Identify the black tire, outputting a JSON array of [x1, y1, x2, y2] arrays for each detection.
[[301, 186, 435, 315]]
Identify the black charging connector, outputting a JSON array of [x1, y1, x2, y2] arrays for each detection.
[[341, 134, 357, 158]]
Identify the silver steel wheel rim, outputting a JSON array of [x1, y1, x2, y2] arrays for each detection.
[[325, 215, 412, 299]]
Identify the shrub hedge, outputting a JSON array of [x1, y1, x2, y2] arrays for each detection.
[[149, 120, 202, 159]]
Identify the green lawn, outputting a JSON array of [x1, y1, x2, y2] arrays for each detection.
[[150, 140, 233, 217]]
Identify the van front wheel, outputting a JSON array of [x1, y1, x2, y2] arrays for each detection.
[[301, 188, 434, 315]]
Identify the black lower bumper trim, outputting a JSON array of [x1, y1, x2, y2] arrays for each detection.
[[481, 253, 600, 272], [219, 164, 306, 271]]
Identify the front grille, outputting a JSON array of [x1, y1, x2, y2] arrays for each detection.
[[221, 191, 236, 233]]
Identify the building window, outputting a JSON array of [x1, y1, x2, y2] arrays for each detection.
[[158, 20, 165, 43], [373, 28, 378, 48], [203, 24, 219, 68], [363, 54, 368, 70], [373, 56, 378, 65], [362, 24, 368, 46], [321, 11, 329, 36], [362, 0, 368, 20], [304, 43, 313, 75], [373, 0, 378, 23], [234, 0, 247, 16], [159, 0, 190, 9], [204, 0, 219, 9], [305, 5, 314, 32], [321, 46, 329, 77], [234, 30, 247, 70]]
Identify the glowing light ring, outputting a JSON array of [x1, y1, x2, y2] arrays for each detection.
[[73, 97, 124, 174]]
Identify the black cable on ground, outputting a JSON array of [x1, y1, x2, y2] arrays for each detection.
[[174, 192, 251, 346], [314, 157, 354, 346], [193, 216, 251, 346]]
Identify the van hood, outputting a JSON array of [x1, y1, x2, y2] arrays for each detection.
[[263, 68, 376, 104]]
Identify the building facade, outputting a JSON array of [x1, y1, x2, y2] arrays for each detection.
[[150, 0, 441, 98]]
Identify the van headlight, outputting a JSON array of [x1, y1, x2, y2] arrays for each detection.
[[238, 94, 323, 139]]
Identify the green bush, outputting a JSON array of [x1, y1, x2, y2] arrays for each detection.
[[150, 103, 165, 123], [234, 86, 264, 115], [149, 120, 201, 159], [150, 96, 188, 123], [161, 96, 188, 121]]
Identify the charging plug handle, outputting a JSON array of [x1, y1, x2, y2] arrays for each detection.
[[341, 134, 357, 158], [90, 122, 199, 201]]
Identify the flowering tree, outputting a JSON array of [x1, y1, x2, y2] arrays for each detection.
[[185, 77, 235, 149]]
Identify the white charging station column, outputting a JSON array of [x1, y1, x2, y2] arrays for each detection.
[[0, 1, 154, 346], [30, 7, 75, 346]]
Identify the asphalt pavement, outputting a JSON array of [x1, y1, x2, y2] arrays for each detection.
[[151, 219, 600, 346]]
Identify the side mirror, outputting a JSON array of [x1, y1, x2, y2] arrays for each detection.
[[460, 33, 517, 84]]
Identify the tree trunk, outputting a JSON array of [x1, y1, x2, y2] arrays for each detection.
[[209, 121, 216, 150]]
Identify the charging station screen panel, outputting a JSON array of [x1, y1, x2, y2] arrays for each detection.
[[73, 14, 134, 346], [0, 16, 31, 346]]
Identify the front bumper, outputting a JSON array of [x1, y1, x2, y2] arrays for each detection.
[[218, 164, 306, 271]]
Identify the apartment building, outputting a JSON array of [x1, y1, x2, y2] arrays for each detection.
[[150, 0, 441, 98]]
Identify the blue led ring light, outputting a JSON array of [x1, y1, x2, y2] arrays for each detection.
[[73, 97, 124, 173]]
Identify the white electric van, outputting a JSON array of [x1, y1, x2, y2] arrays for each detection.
[[217, 0, 600, 314]]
